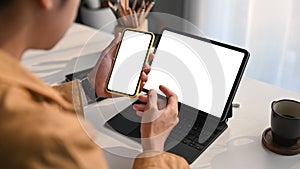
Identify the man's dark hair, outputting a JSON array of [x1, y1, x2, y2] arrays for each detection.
[[0, 0, 67, 8], [0, 0, 12, 7]]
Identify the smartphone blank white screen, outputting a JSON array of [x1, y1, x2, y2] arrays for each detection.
[[107, 30, 153, 96]]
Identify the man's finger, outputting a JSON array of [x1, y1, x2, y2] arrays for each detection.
[[139, 82, 146, 93], [159, 85, 178, 107], [136, 111, 143, 117], [140, 72, 148, 82], [148, 53, 155, 62], [133, 104, 146, 111], [138, 94, 148, 103], [146, 89, 158, 110], [143, 53, 154, 74], [110, 32, 121, 47], [143, 63, 151, 74]]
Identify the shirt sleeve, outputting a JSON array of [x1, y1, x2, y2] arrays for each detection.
[[52, 80, 84, 116], [0, 83, 109, 169], [133, 151, 190, 169]]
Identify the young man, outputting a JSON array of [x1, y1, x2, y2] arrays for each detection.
[[0, 0, 189, 168]]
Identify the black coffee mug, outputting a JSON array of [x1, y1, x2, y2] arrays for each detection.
[[271, 99, 300, 147]]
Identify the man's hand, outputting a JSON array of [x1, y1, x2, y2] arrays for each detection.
[[133, 85, 179, 152], [88, 33, 154, 98]]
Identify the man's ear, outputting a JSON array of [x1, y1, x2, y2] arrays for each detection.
[[38, 0, 54, 10]]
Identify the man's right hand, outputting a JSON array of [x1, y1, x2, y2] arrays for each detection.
[[133, 85, 179, 152]]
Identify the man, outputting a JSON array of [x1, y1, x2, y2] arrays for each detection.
[[0, 0, 189, 168]]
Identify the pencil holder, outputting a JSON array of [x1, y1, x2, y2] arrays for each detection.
[[114, 19, 148, 36]]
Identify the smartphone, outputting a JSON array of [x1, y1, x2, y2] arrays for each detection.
[[105, 29, 155, 98]]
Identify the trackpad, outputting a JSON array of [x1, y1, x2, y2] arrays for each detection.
[[106, 113, 140, 135]]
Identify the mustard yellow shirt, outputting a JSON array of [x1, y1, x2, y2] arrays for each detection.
[[0, 50, 189, 169]]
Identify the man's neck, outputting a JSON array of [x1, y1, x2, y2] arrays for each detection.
[[0, 26, 28, 60]]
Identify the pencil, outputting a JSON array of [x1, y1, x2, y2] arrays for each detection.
[[115, 9, 125, 26], [138, 7, 145, 25], [143, 1, 155, 18], [137, 0, 145, 14], [145, 0, 150, 8], [132, 0, 137, 10], [111, 0, 155, 28], [125, 0, 129, 10], [120, 0, 125, 6], [127, 8, 134, 27], [108, 1, 118, 18], [133, 11, 139, 27], [118, 2, 126, 16]]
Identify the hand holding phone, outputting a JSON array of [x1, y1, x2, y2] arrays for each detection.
[[105, 29, 155, 98]]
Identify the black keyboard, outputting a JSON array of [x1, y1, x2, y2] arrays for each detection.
[[165, 104, 225, 150], [105, 100, 228, 164]]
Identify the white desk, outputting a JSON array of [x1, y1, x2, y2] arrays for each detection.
[[23, 23, 300, 169]]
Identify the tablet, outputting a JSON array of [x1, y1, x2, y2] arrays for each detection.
[[144, 28, 250, 122]]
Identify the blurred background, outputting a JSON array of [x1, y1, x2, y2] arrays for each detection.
[[76, 0, 300, 93]]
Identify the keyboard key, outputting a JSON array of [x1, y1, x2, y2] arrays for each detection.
[[195, 143, 204, 150], [187, 135, 196, 141], [182, 139, 191, 145], [189, 142, 195, 147]]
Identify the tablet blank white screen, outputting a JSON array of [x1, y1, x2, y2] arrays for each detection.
[[144, 30, 244, 118]]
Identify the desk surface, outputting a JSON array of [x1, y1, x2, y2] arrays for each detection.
[[23, 23, 300, 169]]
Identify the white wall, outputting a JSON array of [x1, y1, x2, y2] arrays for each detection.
[[184, 0, 300, 93]]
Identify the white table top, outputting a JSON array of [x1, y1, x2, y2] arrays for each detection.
[[22, 23, 300, 169]]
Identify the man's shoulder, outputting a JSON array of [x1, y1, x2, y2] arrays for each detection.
[[0, 82, 94, 152]]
